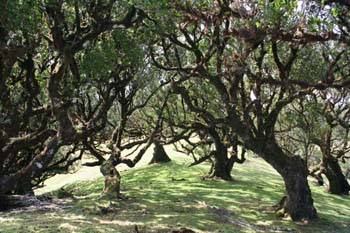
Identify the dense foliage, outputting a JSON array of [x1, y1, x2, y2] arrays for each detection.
[[1, 0, 350, 223]]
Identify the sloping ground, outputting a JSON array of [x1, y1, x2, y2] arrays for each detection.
[[34, 144, 169, 195], [1, 149, 349, 233]]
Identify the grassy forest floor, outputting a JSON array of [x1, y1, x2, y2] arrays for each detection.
[[0, 147, 349, 233]]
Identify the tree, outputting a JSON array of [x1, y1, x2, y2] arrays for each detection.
[[0, 0, 148, 195], [155, 87, 246, 180], [121, 74, 174, 165], [149, 140, 171, 164], [309, 90, 350, 195], [277, 91, 350, 195], [149, 0, 350, 220], [1, 0, 350, 221]]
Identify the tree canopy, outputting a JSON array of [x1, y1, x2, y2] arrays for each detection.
[[1, 0, 350, 223]]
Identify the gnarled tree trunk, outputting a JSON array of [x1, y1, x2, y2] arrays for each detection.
[[279, 157, 317, 220], [322, 156, 350, 195], [209, 136, 245, 181], [149, 141, 171, 164], [263, 141, 317, 221], [312, 131, 350, 195], [100, 158, 121, 198], [209, 149, 233, 181], [12, 179, 34, 195], [207, 129, 234, 181]]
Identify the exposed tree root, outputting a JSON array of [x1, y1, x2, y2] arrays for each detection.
[[200, 201, 295, 232], [0, 194, 73, 212]]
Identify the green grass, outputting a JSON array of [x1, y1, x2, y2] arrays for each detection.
[[0, 155, 349, 233]]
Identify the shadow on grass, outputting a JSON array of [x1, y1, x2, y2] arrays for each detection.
[[1, 158, 349, 233]]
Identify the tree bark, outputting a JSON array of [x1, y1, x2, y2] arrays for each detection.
[[322, 156, 350, 195], [262, 141, 317, 221], [12, 179, 34, 195], [208, 146, 234, 181], [280, 158, 317, 220], [206, 128, 235, 181], [100, 158, 121, 198], [149, 141, 171, 164], [316, 138, 350, 195], [0, 135, 61, 194]]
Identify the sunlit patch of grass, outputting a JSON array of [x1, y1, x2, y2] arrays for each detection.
[[1, 154, 349, 232]]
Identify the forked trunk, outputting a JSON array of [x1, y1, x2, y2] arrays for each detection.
[[323, 156, 350, 195]]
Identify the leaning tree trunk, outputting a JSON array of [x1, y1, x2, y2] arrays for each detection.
[[322, 156, 350, 195], [149, 141, 171, 164], [279, 157, 317, 220], [263, 142, 317, 221]]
